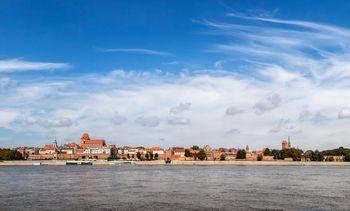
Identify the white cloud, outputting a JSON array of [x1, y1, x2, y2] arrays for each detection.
[[225, 106, 243, 116], [25, 116, 74, 128], [338, 108, 350, 119], [135, 116, 160, 127], [0, 110, 20, 128], [214, 60, 226, 69], [169, 102, 191, 115], [225, 128, 240, 135], [253, 93, 281, 114], [168, 116, 191, 125], [0, 59, 70, 73], [100, 48, 172, 56], [3, 13, 350, 149], [111, 112, 127, 125]]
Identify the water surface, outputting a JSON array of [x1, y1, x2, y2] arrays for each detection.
[[0, 165, 349, 210]]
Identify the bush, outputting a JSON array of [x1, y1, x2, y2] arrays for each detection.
[[191, 145, 199, 150], [0, 149, 23, 160], [185, 149, 191, 157], [220, 153, 226, 161], [197, 149, 207, 160], [344, 153, 350, 162], [325, 156, 334, 162], [264, 148, 272, 156], [236, 149, 246, 159], [136, 152, 141, 160]]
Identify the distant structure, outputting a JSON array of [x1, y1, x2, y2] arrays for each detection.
[[282, 137, 291, 150], [80, 133, 106, 149]]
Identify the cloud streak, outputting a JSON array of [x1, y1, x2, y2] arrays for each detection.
[[100, 48, 172, 56], [0, 59, 70, 73]]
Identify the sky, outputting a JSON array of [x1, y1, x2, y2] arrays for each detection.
[[1, 0, 350, 150]]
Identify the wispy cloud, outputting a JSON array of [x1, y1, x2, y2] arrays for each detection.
[[100, 48, 172, 56], [3, 12, 350, 149], [0, 59, 70, 73]]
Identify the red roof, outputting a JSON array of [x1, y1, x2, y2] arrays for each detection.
[[81, 133, 90, 140], [66, 142, 78, 148], [42, 144, 55, 151], [146, 146, 164, 151], [173, 148, 185, 153]]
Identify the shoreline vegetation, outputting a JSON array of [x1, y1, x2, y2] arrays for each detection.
[[2, 160, 350, 166], [2, 145, 350, 164]]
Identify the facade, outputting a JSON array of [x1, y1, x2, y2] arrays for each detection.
[[282, 137, 292, 150], [28, 133, 112, 160], [39, 144, 57, 155]]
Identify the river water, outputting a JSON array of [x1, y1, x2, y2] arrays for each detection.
[[0, 165, 349, 210]]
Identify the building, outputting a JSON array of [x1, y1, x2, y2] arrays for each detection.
[[80, 133, 106, 149], [282, 140, 291, 150], [29, 133, 112, 160], [39, 144, 57, 155], [145, 146, 165, 159]]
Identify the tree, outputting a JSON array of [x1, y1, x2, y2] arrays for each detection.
[[308, 150, 324, 161], [136, 152, 141, 160], [236, 149, 246, 159], [191, 145, 199, 150], [257, 154, 263, 161], [145, 153, 150, 160], [150, 152, 154, 160], [0, 149, 23, 160], [344, 153, 350, 162], [197, 149, 207, 160], [264, 148, 272, 156], [127, 154, 130, 159], [220, 153, 226, 161], [272, 149, 282, 160], [155, 153, 158, 160], [185, 149, 191, 157]]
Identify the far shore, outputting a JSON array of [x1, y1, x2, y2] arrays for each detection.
[[1, 160, 350, 166]]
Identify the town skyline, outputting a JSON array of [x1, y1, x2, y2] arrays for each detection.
[[2, 1, 350, 149]]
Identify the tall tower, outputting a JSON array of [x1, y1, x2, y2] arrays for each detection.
[[287, 136, 291, 148], [53, 136, 58, 148]]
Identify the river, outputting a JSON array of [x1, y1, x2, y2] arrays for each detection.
[[0, 165, 349, 210]]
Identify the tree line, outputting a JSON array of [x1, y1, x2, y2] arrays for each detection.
[[0, 149, 23, 161]]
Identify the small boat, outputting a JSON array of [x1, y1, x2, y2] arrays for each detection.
[[33, 162, 41, 166], [66, 160, 93, 165], [165, 158, 171, 164]]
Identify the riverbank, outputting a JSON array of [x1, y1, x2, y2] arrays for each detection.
[[2, 160, 350, 166]]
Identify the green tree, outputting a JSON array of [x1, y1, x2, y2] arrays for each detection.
[[136, 152, 141, 160], [155, 153, 158, 160], [145, 153, 150, 160], [264, 148, 272, 156], [236, 149, 246, 159], [220, 153, 226, 161], [271, 149, 281, 160], [185, 149, 192, 157], [191, 145, 200, 150], [197, 149, 207, 160], [344, 153, 350, 162], [127, 154, 130, 159], [0, 149, 23, 160]]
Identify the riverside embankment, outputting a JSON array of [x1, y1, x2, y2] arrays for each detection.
[[2, 160, 350, 166]]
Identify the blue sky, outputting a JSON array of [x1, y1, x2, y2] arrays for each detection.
[[1, 1, 350, 149]]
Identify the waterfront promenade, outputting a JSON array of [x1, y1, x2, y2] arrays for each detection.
[[2, 160, 350, 166]]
